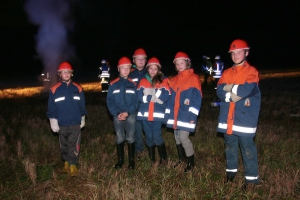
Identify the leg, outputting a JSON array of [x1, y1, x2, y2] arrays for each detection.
[[68, 125, 81, 165], [113, 117, 125, 169], [125, 114, 136, 169], [142, 121, 154, 148], [238, 136, 259, 184], [134, 116, 144, 153], [59, 126, 70, 172], [152, 121, 167, 166], [224, 134, 239, 182], [59, 126, 69, 163], [174, 144, 186, 168], [142, 121, 156, 165], [178, 130, 195, 172]]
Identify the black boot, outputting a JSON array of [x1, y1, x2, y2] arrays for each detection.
[[184, 154, 195, 172], [148, 146, 156, 165], [226, 176, 235, 183], [114, 142, 124, 169], [128, 142, 135, 170], [157, 143, 168, 166], [174, 144, 186, 168]]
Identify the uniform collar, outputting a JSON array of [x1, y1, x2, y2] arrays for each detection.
[[178, 68, 194, 76]]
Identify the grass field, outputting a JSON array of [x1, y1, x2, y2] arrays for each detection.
[[0, 72, 300, 199]]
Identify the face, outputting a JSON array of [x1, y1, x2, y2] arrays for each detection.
[[148, 64, 159, 78], [133, 56, 147, 70], [118, 65, 131, 78], [175, 59, 188, 72], [59, 70, 72, 82], [230, 50, 248, 65]]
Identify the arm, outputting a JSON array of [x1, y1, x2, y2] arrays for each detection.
[[188, 87, 202, 123], [106, 85, 119, 117]]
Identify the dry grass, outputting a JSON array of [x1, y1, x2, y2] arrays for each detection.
[[0, 72, 300, 199]]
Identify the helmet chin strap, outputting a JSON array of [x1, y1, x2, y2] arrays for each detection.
[[236, 59, 246, 66]]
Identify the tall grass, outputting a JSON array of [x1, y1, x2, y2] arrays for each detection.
[[0, 76, 300, 199]]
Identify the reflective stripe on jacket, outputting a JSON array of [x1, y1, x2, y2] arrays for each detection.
[[137, 77, 171, 122], [166, 69, 202, 132], [216, 61, 261, 137], [106, 77, 139, 117], [47, 81, 87, 126]]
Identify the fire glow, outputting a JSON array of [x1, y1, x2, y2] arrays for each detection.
[[1, 70, 299, 99]]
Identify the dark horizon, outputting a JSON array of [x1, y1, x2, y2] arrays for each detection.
[[1, 1, 299, 81]]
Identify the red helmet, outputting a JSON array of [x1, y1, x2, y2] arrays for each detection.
[[173, 52, 190, 63], [57, 62, 73, 72], [228, 39, 250, 52], [133, 48, 147, 58], [118, 57, 132, 68], [146, 57, 161, 68]]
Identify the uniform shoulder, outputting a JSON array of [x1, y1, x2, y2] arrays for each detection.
[[72, 82, 83, 92], [50, 82, 62, 94], [127, 78, 137, 86], [110, 77, 120, 85]]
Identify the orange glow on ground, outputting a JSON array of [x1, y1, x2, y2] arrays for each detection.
[[1, 70, 299, 98]]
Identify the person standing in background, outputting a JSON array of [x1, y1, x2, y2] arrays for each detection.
[[129, 48, 148, 157], [216, 39, 261, 191], [47, 62, 87, 176]]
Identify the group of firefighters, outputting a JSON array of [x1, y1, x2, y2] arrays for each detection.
[[99, 54, 224, 93], [47, 39, 261, 192]]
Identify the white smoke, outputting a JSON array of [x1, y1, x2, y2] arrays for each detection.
[[24, 0, 76, 84]]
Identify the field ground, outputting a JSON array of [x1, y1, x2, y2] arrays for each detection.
[[0, 70, 300, 199]]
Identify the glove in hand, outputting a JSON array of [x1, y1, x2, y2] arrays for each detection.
[[230, 92, 242, 103], [151, 95, 163, 104], [80, 116, 85, 128], [223, 84, 234, 92], [49, 118, 59, 132]]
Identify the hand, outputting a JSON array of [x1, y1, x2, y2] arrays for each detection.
[[223, 84, 234, 92], [143, 88, 156, 96], [230, 92, 242, 102], [80, 116, 85, 128], [49, 118, 59, 132], [151, 95, 163, 104], [118, 112, 128, 120]]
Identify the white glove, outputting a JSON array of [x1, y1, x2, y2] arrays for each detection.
[[49, 118, 59, 132], [151, 95, 163, 104], [230, 92, 242, 103], [80, 116, 85, 128], [143, 88, 156, 96], [223, 84, 234, 92]]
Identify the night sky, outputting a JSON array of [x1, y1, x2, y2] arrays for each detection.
[[0, 0, 299, 82]]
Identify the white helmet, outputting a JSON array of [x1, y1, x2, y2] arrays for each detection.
[[215, 55, 220, 60], [101, 59, 106, 64]]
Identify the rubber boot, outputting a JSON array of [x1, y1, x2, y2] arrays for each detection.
[[69, 164, 78, 176], [157, 143, 168, 166], [114, 142, 124, 169], [63, 161, 69, 173], [226, 176, 235, 183], [148, 145, 156, 165], [184, 154, 195, 172], [128, 142, 135, 169], [174, 144, 186, 168]]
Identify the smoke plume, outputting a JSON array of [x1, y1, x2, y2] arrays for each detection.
[[24, 0, 76, 84]]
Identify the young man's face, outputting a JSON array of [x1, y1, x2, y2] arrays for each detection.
[[230, 50, 248, 65], [118, 65, 131, 78], [133, 56, 147, 70], [59, 70, 72, 82], [175, 59, 188, 72], [148, 64, 159, 78]]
